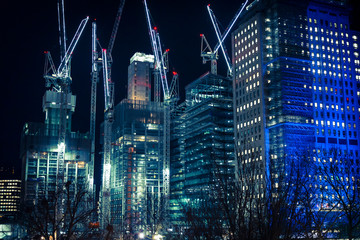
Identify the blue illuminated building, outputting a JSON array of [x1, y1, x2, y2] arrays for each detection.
[[232, 0, 360, 236]]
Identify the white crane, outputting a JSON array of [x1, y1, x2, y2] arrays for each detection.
[[143, 2, 181, 228], [93, 0, 125, 227], [43, 1, 88, 238], [201, 0, 248, 76]]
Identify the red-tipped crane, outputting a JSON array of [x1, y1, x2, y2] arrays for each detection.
[[201, 0, 248, 76]]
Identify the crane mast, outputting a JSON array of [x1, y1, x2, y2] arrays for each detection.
[[200, 34, 218, 75], [88, 22, 99, 204], [101, 48, 114, 228], [98, 0, 125, 227], [144, 0, 170, 101], [57, 0, 67, 61], [143, 0, 171, 222]]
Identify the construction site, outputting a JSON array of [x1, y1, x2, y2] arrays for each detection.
[[14, 0, 360, 239]]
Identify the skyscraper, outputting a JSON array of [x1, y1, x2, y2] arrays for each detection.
[[109, 52, 167, 237], [127, 52, 154, 102], [0, 167, 20, 217], [232, 0, 360, 236], [0, 171, 22, 239], [169, 73, 234, 233]]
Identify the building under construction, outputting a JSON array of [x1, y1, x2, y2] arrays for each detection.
[[108, 53, 167, 237], [20, 91, 91, 206]]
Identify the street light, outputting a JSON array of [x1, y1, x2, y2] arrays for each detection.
[[138, 232, 145, 239]]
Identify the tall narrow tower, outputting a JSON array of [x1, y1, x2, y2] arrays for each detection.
[[108, 53, 169, 238], [127, 52, 154, 102]]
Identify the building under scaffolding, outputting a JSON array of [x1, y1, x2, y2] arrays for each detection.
[[20, 90, 91, 207], [169, 72, 235, 230], [109, 53, 167, 237]]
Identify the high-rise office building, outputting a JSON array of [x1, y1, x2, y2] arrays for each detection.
[[0, 169, 22, 240], [169, 73, 234, 230], [0, 168, 21, 219], [109, 53, 167, 237], [232, 0, 359, 235]]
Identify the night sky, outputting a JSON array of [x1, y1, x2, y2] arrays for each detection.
[[1, 0, 360, 178]]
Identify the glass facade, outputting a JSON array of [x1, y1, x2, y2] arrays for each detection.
[[110, 99, 165, 234], [169, 73, 234, 229], [109, 53, 167, 237], [232, 0, 360, 232]]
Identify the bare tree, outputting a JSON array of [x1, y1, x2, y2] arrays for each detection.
[[22, 181, 96, 240], [181, 150, 332, 240], [312, 149, 360, 239]]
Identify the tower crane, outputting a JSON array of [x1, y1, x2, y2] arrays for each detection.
[[144, 0, 170, 102], [43, 0, 88, 238], [200, 0, 248, 76], [144, 0, 177, 223], [93, 0, 125, 227], [88, 21, 98, 214]]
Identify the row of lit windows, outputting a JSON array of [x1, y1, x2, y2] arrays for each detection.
[[0, 209, 18, 212], [309, 18, 348, 31], [0, 190, 20, 193], [312, 61, 352, 70], [314, 102, 356, 111], [0, 196, 19, 199], [310, 40, 351, 51], [315, 120, 357, 129], [238, 117, 262, 129], [316, 129, 358, 138], [239, 150, 263, 159], [237, 99, 261, 113], [309, 26, 349, 36], [0, 180, 20, 183], [312, 69, 352, 79], [311, 53, 352, 63], [234, 20, 258, 39], [0, 199, 19, 202], [0, 201, 18, 205], [310, 34, 349, 42]]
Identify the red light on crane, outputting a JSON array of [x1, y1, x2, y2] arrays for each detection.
[[166, 49, 170, 52], [153, 26, 157, 30], [44, 51, 48, 54], [207, 4, 211, 7], [172, 71, 178, 75], [200, 34, 204, 37]]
